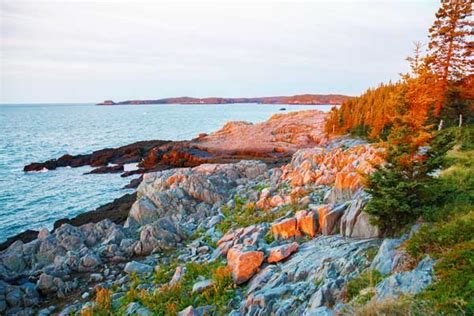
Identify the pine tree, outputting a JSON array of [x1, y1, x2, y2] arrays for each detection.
[[427, 0, 473, 115]]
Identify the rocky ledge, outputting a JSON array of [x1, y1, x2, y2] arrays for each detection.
[[1, 126, 435, 315], [24, 110, 329, 176]]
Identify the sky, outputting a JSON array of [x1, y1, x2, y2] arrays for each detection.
[[0, 0, 440, 104]]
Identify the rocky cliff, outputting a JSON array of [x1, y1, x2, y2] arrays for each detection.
[[2, 111, 436, 315]]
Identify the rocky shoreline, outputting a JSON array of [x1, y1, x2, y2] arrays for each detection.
[[1, 110, 436, 315]]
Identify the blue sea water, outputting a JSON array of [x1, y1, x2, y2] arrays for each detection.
[[0, 103, 332, 242]]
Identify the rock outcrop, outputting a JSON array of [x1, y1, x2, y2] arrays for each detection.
[[3, 112, 438, 315]]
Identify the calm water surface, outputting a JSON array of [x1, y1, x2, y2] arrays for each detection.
[[0, 103, 332, 242]]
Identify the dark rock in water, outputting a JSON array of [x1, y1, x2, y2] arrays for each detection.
[[123, 176, 143, 189], [0, 230, 38, 252], [53, 193, 137, 230], [85, 164, 124, 174], [279, 108, 287, 111], [24, 140, 170, 172]]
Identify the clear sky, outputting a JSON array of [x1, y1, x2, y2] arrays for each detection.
[[1, 0, 439, 103]]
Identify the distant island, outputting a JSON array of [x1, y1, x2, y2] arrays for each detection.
[[97, 94, 350, 105]]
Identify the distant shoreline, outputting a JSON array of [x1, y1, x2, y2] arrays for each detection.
[[97, 94, 350, 106]]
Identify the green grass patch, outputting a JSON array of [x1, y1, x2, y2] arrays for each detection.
[[117, 261, 237, 315], [216, 195, 292, 234], [345, 270, 384, 303]]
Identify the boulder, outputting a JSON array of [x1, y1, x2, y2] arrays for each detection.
[[295, 210, 317, 237], [318, 204, 345, 235], [227, 247, 264, 284], [271, 218, 299, 240], [124, 261, 154, 275], [215, 225, 266, 258], [134, 217, 183, 256], [340, 196, 380, 238], [267, 242, 299, 263], [125, 197, 159, 227]]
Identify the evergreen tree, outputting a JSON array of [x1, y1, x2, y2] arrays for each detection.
[[426, 0, 473, 115]]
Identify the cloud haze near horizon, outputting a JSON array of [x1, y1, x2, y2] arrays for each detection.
[[1, 0, 439, 103]]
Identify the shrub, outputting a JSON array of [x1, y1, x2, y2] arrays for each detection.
[[416, 241, 474, 314], [364, 128, 456, 235], [406, 212, 474, 259]]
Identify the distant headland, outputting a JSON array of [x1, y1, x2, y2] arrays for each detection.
[[97, 94, 350, 105]]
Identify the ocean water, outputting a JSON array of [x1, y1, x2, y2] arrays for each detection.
[[0, 103, 332, 242]]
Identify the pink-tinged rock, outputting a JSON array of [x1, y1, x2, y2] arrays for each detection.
[[267, 242, 299, 263], [271, 218, 299, 240], [227, 247, 264, 284], [318, 204, 346, 235], [270, 195, 285, 207], [260, 188, 271, 200], [296, 210, 317, 237]]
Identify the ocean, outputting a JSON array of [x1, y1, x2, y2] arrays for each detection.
[[0, 103, 332, 242]]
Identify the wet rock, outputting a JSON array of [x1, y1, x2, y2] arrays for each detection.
[[85, 164, 124, 174], [24, 140, 169, 172], [227, 247, 264, 284], [124, 261, 154, 275], [267, 242, 299, 263]]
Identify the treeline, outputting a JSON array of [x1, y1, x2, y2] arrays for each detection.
[[325, 0, 473, 140], [326, 76, 473, 140]]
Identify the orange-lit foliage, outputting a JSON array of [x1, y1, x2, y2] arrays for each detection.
[[325, 82, 403, 139], [426, 0, 472, 115]]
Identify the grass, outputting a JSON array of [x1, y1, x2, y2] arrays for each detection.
[[120, 261, 237, 315], [345, 270, 384, 304], [216, 195, 294, 234], [351, 296, 434, 316], [402, 126, 474, 315]]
